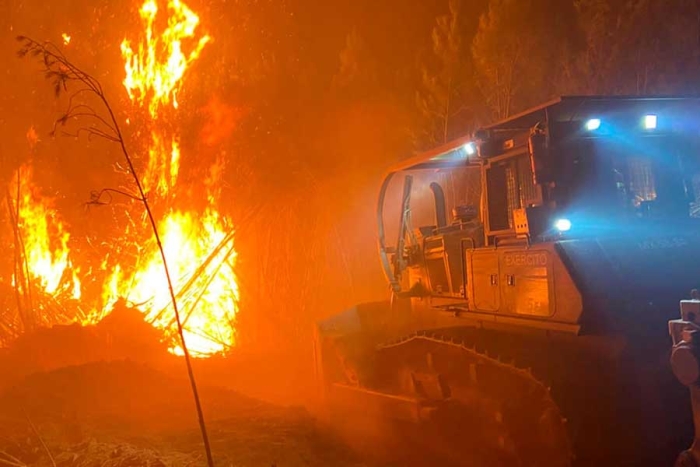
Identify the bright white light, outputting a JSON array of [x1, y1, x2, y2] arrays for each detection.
[[585, 119, 601, 131], [464, 142, 476, 155], [555, 218, 572, 232], [644, 114, 657, 130]]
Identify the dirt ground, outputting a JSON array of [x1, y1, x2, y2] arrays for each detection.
[[0, 307, 485, 467], [0, 359, 374, 467], [0, 358, 495, 467]]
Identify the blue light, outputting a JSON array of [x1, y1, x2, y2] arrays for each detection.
[[555, 218, 572, 232], [464, 142, 476, 155], [585, 119, 601, 131], [644, 114, 657, 130]]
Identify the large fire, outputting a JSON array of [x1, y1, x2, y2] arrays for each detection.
[[8, 0, 238, 357], [109, 0, 237, 356]]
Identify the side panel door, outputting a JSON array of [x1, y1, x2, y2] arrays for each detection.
[[467, 250, 500, 312], [499, 249, 554, 317]]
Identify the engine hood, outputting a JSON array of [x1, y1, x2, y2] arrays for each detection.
[[555, 229, 700, 335]]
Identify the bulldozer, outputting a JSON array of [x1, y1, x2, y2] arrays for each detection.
[[314, 96, 700, 466]]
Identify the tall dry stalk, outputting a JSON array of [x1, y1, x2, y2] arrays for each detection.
[[6, 186, 33, 332], [16, 37, 215, 467]]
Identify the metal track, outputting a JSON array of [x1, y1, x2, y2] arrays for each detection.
[[375, 331, 574, 467], [379, 331, 554, 383], [325, 326, 673, 464]]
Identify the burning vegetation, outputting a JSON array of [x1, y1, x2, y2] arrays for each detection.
[[7, 0, 238, 358]]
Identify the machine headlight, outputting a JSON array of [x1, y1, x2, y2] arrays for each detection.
[[464, 142, 476, 155], [644, 114, 657, 130], [585, 119, 601, 131], [555, 218, 572, 232]]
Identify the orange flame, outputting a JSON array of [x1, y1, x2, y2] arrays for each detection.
[[121, 0, 210, 118], [3, 1, 235, 356], [142, 133, 180, 196], [102, 208, 238, 356], [107, 0, 237, 357], [11, 164, 80, 300]]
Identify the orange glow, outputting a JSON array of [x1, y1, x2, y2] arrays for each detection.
[[61, 33, 71, 45], [120, 0, 210, 118], [11, 164, 80, 299], [200, 97, 243, 146]]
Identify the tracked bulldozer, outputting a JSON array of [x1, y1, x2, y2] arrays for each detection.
[[314, 96, 700, 466]]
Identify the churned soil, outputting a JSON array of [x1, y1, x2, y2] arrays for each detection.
[[0, 303, 374, 467], [0, 359, 370, 467], [0, 306, 495, 467], [0, 308, 463, 467]]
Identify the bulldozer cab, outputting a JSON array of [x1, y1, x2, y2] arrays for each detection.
[[378, 149, 483, 298], [379, 96, 700, 320]]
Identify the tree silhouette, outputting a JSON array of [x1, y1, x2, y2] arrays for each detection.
[[472, 0, 579, 119], [415, 0, 473, 148]]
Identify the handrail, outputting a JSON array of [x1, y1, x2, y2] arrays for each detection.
[[377, 172, 400, 293]]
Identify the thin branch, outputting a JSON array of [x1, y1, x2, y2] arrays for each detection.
[[6, 192, 26, 331], [23, 408, 56, 467], [17, 36, 216, 467], [64, 107, 119, 136], [63, 91, 117, 131], [167, 234, 236, 330], [64, 88, 96, 110], [149, 229, 235, 325], [85, 188, 145, 208], [7, 176, 34, 327], [58, 126, 120, 143], [50, 100, 119, 141], [449, 103, 470, 118], [0, 451, 26, 467], [40, 40, 102, 93]]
